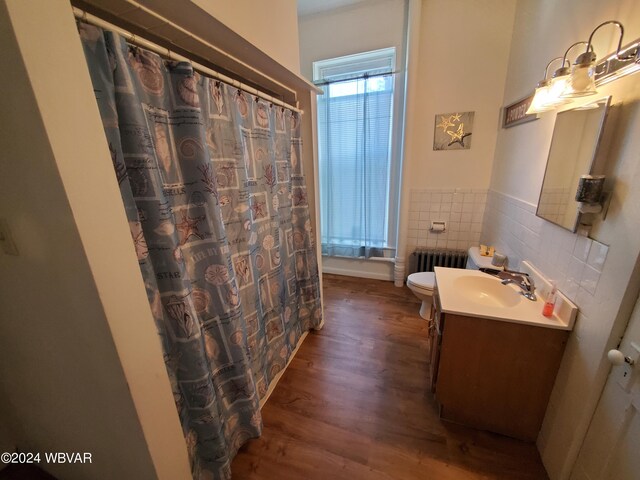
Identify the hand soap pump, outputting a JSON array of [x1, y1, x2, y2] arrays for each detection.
[[542, 282, 557, 318]]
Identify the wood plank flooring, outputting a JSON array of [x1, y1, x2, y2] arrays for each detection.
[[231, 274, 549, 479]]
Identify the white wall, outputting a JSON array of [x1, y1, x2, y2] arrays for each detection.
[[490, 0, 640, 204], [397, 0, 516, 273], [404, 0, 516, 192], [0, 1, 192, 478], [191, 0, 301, 74], [484, 0, 640, 478], [298, 0, 406, 79]]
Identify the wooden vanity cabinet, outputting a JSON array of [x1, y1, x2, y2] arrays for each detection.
[[432, 301, 569, 441]]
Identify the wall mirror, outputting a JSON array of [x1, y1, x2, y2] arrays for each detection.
[[536, 96, 611, 232]]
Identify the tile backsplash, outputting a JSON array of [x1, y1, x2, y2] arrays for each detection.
[[407, 187, 610, 311], [408, 188, 487, 251], [481, 189, 608, 311]]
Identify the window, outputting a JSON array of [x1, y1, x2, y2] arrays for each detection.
[[314, 48, 400, 258]]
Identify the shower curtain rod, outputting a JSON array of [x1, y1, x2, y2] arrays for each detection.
[[73, 7, 304, 114]]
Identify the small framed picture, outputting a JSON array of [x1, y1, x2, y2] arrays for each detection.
[[433, 111, 474, 150]]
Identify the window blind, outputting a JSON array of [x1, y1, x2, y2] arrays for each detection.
[[317, 72, 396, 258]]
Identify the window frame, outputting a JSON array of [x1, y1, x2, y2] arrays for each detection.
[[313, 47, 402, 254]]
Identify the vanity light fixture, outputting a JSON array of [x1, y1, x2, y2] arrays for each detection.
[[525, 57, 568, 115], [547, 41, 591, 103], [526, 20, 639, 115], [561, 20, 633, 98]]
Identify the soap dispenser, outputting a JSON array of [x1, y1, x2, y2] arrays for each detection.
[[542, 282, 557, 317]]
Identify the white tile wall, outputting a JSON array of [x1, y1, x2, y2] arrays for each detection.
[[480, 190, 609, 310], [409, 187, 611, 334], [408, 188, 487, 252]]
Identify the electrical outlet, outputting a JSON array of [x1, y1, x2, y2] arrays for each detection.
[[0, 218, 19, 256]]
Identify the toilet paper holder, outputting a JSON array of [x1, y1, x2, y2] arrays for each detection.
[[430, 221, 446, 232]]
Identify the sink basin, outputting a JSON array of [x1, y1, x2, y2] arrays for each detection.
[[452, 275, 522, 308], [435, 265, 577, 330]]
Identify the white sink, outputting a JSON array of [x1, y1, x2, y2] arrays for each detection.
[[435, 266, 578, 330], [453, 275, 522, 308]]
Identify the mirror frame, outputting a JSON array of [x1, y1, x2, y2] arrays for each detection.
[[536, 96, 611, 232]]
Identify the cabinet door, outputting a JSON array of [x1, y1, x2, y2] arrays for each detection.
[[435, 314, 568, 441]]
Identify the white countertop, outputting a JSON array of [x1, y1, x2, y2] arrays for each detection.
[[434, 267, 576, 331]]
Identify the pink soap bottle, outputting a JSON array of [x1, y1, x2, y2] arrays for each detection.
[[542, 282, 557, 318]]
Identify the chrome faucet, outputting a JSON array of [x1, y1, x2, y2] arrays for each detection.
[[500, 271, 536, 301]]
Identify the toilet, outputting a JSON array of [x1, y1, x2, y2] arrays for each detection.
[[465, 245, 501, 271], [407, 271, 436, 320], [407, 246, 501, 320]]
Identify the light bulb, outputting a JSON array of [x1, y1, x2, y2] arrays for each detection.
[[526, 85, 555, 114], [546, 76, 572, 106], [562, 63, 597, 98]]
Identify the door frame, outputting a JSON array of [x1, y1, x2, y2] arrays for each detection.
[[570, 254, 640, 478]]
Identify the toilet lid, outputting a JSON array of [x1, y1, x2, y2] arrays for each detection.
[[407, 272, 435, 291]]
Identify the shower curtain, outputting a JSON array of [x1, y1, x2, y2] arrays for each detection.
[[79, 23, 322, 480]]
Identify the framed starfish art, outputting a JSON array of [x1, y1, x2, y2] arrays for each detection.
[[433, 111, 474, 150]]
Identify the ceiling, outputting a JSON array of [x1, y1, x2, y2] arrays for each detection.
[[297, 0, 368, 17]]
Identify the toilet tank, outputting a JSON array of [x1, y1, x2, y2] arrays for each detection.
[[466, 246, 502, 270]]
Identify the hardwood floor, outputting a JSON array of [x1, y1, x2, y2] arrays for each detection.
[[231, 274, 549, 479]]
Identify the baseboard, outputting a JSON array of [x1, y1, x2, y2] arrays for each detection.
[[322, 266, 394, 281], [259, 330, 309, 410]]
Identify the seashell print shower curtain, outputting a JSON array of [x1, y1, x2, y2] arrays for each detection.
[[78, 22, 322, 480]]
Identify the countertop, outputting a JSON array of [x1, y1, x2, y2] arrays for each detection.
[[434, 267, 576, 330]]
